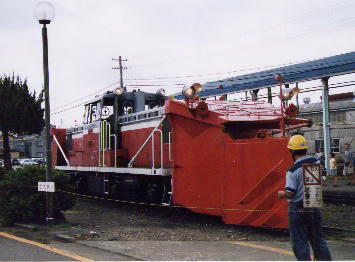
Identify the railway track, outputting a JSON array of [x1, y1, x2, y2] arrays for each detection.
[[56, 192, 355, 242], [322, 225, 355, 234], [323, 191, 355, 205]]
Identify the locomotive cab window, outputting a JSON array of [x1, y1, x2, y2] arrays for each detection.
[[84, 102, 101, 124], [100, 94, 117, 120]]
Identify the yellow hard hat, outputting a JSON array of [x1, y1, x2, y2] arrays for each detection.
[[287, 135, 308, 150]]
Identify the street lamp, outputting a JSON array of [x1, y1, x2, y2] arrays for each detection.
[[34, 1, 55, 223]]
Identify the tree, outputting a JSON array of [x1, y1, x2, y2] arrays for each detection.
[[0, 166, 75, 225], [0, 75, 44, 171]]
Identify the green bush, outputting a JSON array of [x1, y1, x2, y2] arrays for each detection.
[[0, 166, 75, 225], [0, 167, 6, 180]]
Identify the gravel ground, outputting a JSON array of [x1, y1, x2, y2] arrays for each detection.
[[63, 197, 355, 242], [322, 203, 355, 231]]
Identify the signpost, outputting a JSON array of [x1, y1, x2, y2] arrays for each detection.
[[38, 182, 55, 192], [303, 164, 322, 208]]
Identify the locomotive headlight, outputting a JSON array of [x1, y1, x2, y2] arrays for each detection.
[[114, 87, 124, 95], [280, 86, 300, 101], [156, 88, 165, 96], [182, 83, 202, 99]]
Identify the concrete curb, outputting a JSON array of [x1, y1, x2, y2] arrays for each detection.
[[55, 233, 76, 243], [77, 241, 144, 261], [14, 223, 39, 231], [342, 238, 355, 243]]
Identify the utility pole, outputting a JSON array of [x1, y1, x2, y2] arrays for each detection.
[[112, 56, 127, 92], [295, 82, 299, 116], [267, 87, 272, 104], [322, 77, 331, 173]]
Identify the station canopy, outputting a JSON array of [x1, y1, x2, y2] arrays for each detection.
[[175, 51, 355, 99]]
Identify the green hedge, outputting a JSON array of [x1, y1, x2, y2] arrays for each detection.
[[0, 166, 75, 225], [0, 167, 5, 180]]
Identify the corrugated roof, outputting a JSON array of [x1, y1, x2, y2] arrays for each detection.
[[175, 51, 355, 99], [299, 100, 355, 113]]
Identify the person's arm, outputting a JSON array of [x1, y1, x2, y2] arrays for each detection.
[[278, 171, 296, 199], [278, 190, 294, 199]]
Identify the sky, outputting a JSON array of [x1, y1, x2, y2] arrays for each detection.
[[1, 0, 354, 127]]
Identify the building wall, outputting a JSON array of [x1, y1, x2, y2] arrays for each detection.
[[0, 133, 45, 159], [299, 99, 355, 162], [301, 124, 354, 154]]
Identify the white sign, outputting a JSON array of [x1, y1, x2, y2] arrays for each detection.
[[38, 182, 55, 192], [101, 106, 111, 119], [302, 164, 322, 208]]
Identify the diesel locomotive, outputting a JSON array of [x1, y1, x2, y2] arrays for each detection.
[[52, 84, 311, 228]]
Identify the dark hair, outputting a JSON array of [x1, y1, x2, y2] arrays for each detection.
[[292, 149, 307, 156], [330, 152, 335, 158], [345, 143, 350, 146]]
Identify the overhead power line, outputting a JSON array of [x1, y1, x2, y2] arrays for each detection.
[[51, 57, 355, 114], [52, 81, 120, 111], [50, 81, 353, 116], [125, 54, 350, 81]]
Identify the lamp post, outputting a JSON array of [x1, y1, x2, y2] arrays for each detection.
[[34, 1, 55, 223]]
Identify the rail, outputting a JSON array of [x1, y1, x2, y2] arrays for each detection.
[[117, 107, 164, 125]]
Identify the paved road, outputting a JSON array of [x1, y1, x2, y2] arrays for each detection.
[[0, 234, 74, 261], [1, 231, 354, 261], [77, 240, 355, 261], [0, 232, 136, 261]]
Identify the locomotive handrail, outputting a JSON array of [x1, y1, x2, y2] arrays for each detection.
[[152, 129, 163, 171], [53, 134, 70, 166], [128, 115, 166, 168], [99, 120, 111, 167], [111, 134, 117, 167], [168, 131, 174, 162], [117, 107, 164, 125]]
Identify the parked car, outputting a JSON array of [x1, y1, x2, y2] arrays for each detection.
[[11, 159, 21, 166], [21, 159, 38, 166], [18, 158, 29, 165], [32, 158, 44, 165]]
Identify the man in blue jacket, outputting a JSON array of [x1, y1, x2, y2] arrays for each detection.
[[278, 135, 332, 261]]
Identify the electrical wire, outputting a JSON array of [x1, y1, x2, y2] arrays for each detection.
[[125, 54, 354, 82], [50, 82, 353, 116], [52, 81, 120, 111], [51, 58, 355, 114]]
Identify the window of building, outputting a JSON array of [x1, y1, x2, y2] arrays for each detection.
[[37, 152, 44, 158], [315, 139, 340, 153], [330, 111, 346, 122], [37, 141, 44, 147]]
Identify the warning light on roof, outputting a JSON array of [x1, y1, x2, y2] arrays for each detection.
[[114, 87, 124, 95], [182, 83, 202, 99], [280, 86, 300, 101], [156, 88, 165, 96]]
